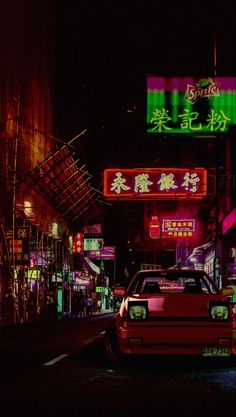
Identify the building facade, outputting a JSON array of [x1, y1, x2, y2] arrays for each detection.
[[0, 1, 105, 325]]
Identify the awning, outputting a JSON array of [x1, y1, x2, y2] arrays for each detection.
[[19, 136, 107, 228], [83, 256, 101, 274]]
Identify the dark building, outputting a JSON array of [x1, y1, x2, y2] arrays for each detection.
[[0, 0, 105, 325]]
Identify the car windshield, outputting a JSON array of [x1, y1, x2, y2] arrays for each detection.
[[128, 270, 218, 295]]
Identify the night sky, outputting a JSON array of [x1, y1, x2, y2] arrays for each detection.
[[52, 0, 236, 187], [1, 0, 235, 181], [2, 1, 236, 218]]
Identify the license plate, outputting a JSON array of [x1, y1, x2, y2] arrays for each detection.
[[203, 347, 231, 357]]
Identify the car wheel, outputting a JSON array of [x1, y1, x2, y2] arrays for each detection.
[[105, 322, 123, 363]]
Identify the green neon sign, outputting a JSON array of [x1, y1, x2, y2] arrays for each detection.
[[146, 77, 236, 134]]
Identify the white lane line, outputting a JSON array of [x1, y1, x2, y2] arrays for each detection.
[[43, 353, 68, 366], [43, 331, 105, 366], [81, 376, 100, 385], [81, 332, 105, 347], [81, 338, 93, 346]]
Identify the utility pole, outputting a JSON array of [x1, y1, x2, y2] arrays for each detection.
[[12, 94, 20, 278], [11, 92, 21, 323], [214, 136, 221, 288], [213, 36, 221, 288]]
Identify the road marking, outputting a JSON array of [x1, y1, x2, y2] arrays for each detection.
[[82, 332, 105, 346], [43, 331, 105, 366], [43, 354, 68, 366], [82, 338, 93, 346], [81, 376, 100, 385]]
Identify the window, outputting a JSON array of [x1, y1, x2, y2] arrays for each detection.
[[128, 270, 218, 295]]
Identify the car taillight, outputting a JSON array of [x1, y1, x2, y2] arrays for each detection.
[[128, 301, 148, 321], [209, 301, 230, 321]]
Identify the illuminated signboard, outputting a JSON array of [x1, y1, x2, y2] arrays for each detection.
[[162, 219, 195, 238], [103, 168, 207, 200], [83, 224, 102, 236], [5, 226, 30, 266], [74, 271, 91, 285], [146, 76, 236, 134], [83, 238, 104, 251], [87, 246, 115, 260], [73, 233, 84, 254], [27, 269, 41, 279]]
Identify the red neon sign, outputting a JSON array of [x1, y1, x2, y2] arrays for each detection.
[[73, 233, 84, 254], [149, 216, 161, 239], [162, 219, 195, 238], [103, 168, 207, 200]]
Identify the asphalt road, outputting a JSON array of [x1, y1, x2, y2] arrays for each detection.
[[1, 314, 236, 417]]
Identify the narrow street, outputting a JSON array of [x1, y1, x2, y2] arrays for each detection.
[[1, 314, 236, 417]]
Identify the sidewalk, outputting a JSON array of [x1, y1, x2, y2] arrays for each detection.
[[61, 308, 114, 320], [88, 308, 113, 315], [85, 308, 114, 317], [0, 309, 114, 336]]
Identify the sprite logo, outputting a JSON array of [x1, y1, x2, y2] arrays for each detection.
[[185, 78, 220, 103]]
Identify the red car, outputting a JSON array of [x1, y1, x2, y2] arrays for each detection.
[[105, 269, 236, 362]]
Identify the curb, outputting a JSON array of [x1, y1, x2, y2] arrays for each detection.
[[0, 310, 114, 336]]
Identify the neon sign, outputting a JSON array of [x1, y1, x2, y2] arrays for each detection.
[[162, 219, 195, 238], [86, 246, 116, 260], [146, 77, 236, 134], [83, 238, 104, 251], [73, 233, 84, 254], [103, 168, 207, 200]]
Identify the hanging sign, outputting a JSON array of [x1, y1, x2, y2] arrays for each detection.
[[4, 226, 30, 266], [103, 168, 207, 200], [83, 238, 104, 251], [73, 233, 84, 254], [86, 246, 115, 260], [83, 224, 102, 236], [162, 219, 195, 238]]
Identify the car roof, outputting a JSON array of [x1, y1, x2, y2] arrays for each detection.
[[136, 268, 206, 274]]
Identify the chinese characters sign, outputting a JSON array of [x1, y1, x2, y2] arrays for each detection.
[[83, 238, 104, 251], [162, 219, 195, 238], [73, 233, 84, 254], [147, 77, 236, 134], [5, 226, 30, 266], [103, 168, 207, 200], [83, 224, 102, 236]]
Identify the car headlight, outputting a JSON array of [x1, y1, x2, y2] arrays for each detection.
[[128, 301, 148, 320], [209, 301, 230, 321]]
